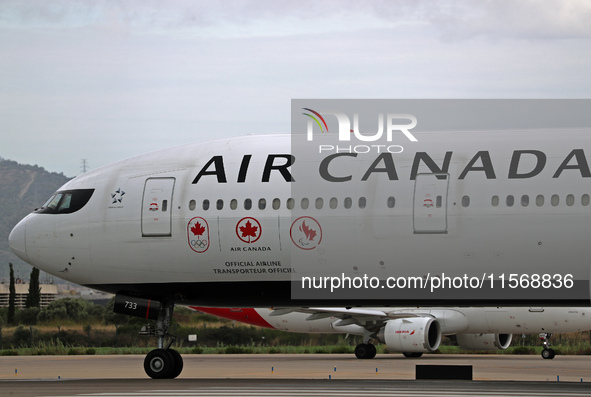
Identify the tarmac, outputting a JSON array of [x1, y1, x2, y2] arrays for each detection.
[[1, 353, 591, 396]]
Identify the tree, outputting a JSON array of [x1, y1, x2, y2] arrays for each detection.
[[37, 298, 88, 323], [104, 297, 128, 327], [7, 263, 15, 325], [25, 267, 41, 308]]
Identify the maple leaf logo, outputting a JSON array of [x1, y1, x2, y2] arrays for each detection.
[[239, 220, 258, 243], [191, 221, 205, 237], [299, 220, 317, 242]]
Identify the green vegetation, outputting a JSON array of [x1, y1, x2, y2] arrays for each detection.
[[1, 298, 591, 357], [7, 263, 15, 324], [25, 267, 40, 308]]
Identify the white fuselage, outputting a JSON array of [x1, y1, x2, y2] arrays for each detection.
[[9, 131, 591, 306], [194, 306, 591, 335]]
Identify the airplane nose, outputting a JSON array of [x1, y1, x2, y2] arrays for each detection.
[[9, 217, 28, 262]]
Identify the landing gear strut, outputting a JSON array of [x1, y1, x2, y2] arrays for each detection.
[[142, 301, 183, 378], [539, 333, 555, 360]]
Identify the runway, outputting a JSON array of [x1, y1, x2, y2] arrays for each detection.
[[1, 354, 591, 396]]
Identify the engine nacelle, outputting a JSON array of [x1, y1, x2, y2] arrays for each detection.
[[376, 317, 441, 353], [455, 333, 513, 350]]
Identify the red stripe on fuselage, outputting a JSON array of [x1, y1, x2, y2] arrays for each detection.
[[191, 307, 274, 329]]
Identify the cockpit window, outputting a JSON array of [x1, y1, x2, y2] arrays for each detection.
[[58, 193, 72, 211], [35, 189, 94, 214], [43, 194, 63, 210]]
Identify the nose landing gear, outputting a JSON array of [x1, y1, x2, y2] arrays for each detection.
[[112, 294, 184, 379], [141, 301, 184, 379]]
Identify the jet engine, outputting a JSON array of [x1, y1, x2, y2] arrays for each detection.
[[455, 333, 513, 350], [376, 317, 441, 353]]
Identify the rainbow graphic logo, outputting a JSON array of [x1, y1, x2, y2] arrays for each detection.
[[302, 108, 329, 134]]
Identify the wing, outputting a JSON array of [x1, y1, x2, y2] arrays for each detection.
[[269, 307, 433, 332]]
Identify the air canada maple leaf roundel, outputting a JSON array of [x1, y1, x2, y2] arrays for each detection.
[[236, 217, 262, 244]]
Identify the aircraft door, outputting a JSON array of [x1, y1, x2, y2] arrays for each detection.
[[142, 178, 175, 237], [413, 173, 449, 234]]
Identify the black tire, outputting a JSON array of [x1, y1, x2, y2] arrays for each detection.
[[541, 348, 555, 359], [168, 349, 184, 379], [355, 343, 370, 359], [403, 352, 424, 358], [367, 343, 377, 359], [144, 349, 174, 379]]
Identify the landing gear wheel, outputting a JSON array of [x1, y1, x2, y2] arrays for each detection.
[[355, 343, 376, 359], [403, 352, 424, 358], [541, 348, 555, 359], [144, 349, 174, 379], [355, 343, 369, 359], [168, 349, 184, 379], [367, 343, 377, 359]]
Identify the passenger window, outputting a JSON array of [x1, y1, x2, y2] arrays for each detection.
[[521, 195, 529, 207], [551, 195, 559, 206], [461, 195, 470, 208], [287, 198, 295, 210], [387, 196, 395, 209], [491, 196, 499, 207], [272, 198, 280, 210], [216, 199, 223, 210], [301, 198, 309, 210], [315, 198, 323, 209], [203, 199, 210, 211], [506, 195, 514, 207], [358, 197, 366, 209], [330, 197, 338, 209], [189, 200, 196, 211], [244, 198, 252, 210], [258, 198, 266, 210], [344, 197, 352, 209], [582, 194, 590, 206], [536, 195, 544, 207], [566, 194, 575, 206], [230, 199, 237, 210]]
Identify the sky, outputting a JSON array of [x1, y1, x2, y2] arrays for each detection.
[[1, 0, 590, 177]]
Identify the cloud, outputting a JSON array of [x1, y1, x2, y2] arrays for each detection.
[[2, 1, 590, 40], [421, 0, 591, 40], [1, 1, 590, 176]]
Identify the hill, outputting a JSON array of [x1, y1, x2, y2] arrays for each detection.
[[0, 157, 71, 282]]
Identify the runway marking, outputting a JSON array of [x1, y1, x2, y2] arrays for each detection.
[[71, 387, 591, 397]]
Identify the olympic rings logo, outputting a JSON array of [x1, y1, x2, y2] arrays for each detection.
[[191, 239, 208, 248]]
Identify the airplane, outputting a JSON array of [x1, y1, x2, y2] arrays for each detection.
[[193, 306, 589, 360], [8, 129, 591, 378]]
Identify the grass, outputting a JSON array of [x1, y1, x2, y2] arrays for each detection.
[[4, 342, 591, 357], [0, 344, 359, 356]]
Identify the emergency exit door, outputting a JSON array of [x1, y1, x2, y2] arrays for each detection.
[[142, 178, 175, 237], [413, 173, 449, 234]]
